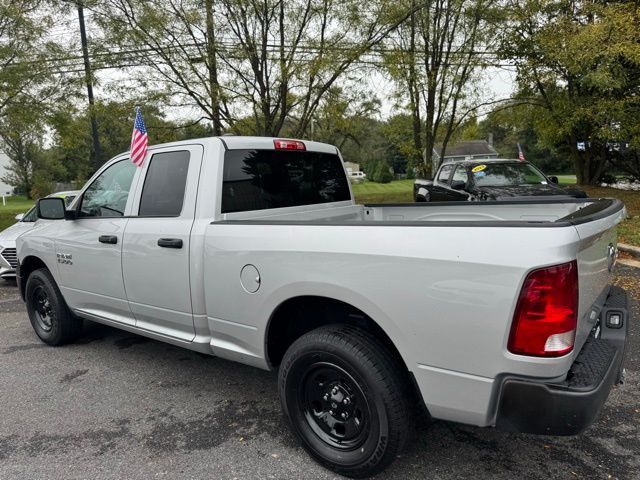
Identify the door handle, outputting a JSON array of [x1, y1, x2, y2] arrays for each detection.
[[157, 238, 183, 249], [99, 235, 118, 244]]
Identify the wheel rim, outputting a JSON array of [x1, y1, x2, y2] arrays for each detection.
[[298, 362, 371, 450], [32, 285, 54, 332]]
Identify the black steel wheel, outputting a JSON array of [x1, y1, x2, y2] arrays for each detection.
[[25, 268, 82, 346], [299, 362, 371, 450], [32, 285, 54, 332], [279, 325, 412, 478]]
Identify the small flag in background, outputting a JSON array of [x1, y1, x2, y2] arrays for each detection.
[[517, 143, 526, 162], [130, 107, 148, 167]]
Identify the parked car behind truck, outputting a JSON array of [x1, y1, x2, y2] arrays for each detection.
[[414, 159, 587, 202], [17, 137, 629, 477]]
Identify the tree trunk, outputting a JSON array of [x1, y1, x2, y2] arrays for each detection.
[[423, 80, 437, 178], [407, 0, 422, 167], [571, 144, 607, 185]]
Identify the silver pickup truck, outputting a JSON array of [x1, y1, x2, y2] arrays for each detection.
[[17, 136, 630, 478]]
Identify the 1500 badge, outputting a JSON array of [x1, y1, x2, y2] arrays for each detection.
[[56, 253, 73, 265]]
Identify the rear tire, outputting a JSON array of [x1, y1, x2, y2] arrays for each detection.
[[278, 325, 411, 478], [25, 268, 81, 346]]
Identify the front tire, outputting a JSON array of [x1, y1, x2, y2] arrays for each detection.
[[25, 268, 81, 346], [278, 325, 411, 478]]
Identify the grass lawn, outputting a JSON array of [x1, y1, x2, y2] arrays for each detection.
[[353, 180, 640, 247], [0, 195, 34, 231], [351, 179, 414, 204], [581, 186, 640, 247], [554, 175, 577, 185]]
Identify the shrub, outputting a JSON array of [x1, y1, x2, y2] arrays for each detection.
[[599, 173, 617, 184], [372, 162, 393, 183], [30, 175, 53, 200]]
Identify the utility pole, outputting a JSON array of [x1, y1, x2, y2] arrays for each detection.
[[205, 0, 222, 136], [77, 2, 102, 171]]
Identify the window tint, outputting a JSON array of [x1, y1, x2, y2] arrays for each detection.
[[222, 149, 351, 213], [437, 165, 453, 182], [452, 166, 468, 183], [79, 160, 136, 217], [138, 150, 190, 216]]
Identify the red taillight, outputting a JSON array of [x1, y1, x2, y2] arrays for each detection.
[[274, 139, 306, 151], [508, 261, 579, 357]]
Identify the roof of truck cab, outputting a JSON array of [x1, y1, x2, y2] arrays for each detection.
[[138, 136, 338, 155], [219, 136, 338, 154]]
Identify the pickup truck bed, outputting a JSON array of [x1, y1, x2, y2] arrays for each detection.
[[16, 136, 629, 478], [222, 197, 618, 224]]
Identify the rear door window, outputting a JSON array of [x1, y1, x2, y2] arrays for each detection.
[[437, 165, 453, 183], [221, 149, 350, 213], [138, 150, 190, 216]]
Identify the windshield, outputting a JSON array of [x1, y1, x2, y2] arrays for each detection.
[[471, 163, 548, 187]]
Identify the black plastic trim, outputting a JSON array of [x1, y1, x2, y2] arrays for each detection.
[[212, 198, 623, 228], [495, 288, 628, 436], [16, 263, 23, 301]]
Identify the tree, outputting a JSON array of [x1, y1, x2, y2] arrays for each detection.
[[95, 0, 228, 135], [384, 0, 500, 177], [475, 103, 573, 173], [48, 100, 214, 184], [0, 1, 68, 119], [0, 104, 46, 197], [96, 0, 416, 136], [500, 1, 640, 185]]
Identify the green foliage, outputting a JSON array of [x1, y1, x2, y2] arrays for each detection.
[[476, 104, 572, 174], [30, 174, 54, 199], [48, 100, 215, 182], [501, 1, 640, 184], [371, 161, 394, 183]]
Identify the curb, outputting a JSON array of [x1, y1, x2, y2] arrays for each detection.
[[618, 243, 640, 259], [618, 258, 640, 269]]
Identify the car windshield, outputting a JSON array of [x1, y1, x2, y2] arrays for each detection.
[[471, 163, 548, 187]]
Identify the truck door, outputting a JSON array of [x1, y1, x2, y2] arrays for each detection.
[[55, 158, 140, 325], [121, 145, 203, 341]]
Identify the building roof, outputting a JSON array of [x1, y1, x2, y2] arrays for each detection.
[[434, 140, 498, 158]]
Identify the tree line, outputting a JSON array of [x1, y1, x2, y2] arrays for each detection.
[[0, 0, 638, 197]]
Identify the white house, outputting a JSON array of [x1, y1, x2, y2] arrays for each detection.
[[0, 153, 14, 196]]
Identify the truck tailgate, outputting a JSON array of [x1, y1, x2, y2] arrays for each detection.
[[567, 199, 627, 352]]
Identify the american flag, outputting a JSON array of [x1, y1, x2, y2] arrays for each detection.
[[517, 143, 526, 162], [130, 107, 148, 167]]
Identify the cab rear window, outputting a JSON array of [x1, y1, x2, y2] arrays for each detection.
[[221, 149, 350, 213]]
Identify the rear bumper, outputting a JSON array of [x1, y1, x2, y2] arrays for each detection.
[[495, 286, 628, 435]]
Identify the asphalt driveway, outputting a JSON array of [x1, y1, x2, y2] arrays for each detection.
[[1, 266, 639, 479]]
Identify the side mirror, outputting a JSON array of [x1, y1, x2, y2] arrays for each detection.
[[548, 176, 559, 184], [451, 180, 466, 190], [14, 213, 24, 221], [36, 197, 66, 220]]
